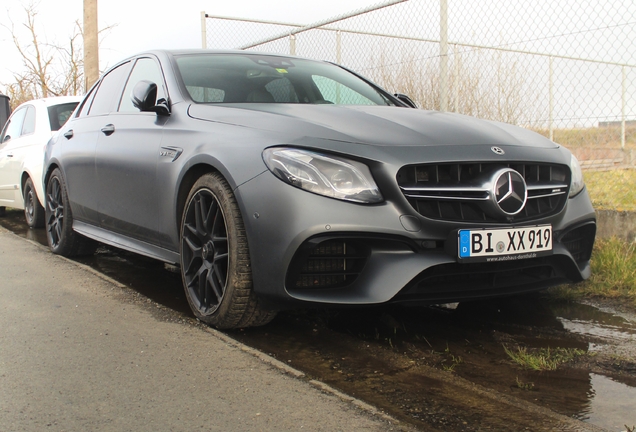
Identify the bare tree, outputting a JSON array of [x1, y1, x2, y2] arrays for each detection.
[[1, 1, 113, 109]]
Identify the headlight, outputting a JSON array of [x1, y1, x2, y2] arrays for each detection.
[[569, 154, 585, 197], [263, 148, 383, 204]]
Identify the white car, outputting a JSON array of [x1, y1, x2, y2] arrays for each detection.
[[0, 96, 81, 227]]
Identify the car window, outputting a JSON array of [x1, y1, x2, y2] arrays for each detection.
[[175, 54, 395, 106], [312, 76, 375, 105], [77, 85, 98, 118], [88, 61, 132, 116], [119, 57, 167, 112], [48, 102, 80, 131], [186, 87, 225, 103], [21, 105, 36, 135], [0, 106, 27, 143], [265, 78, 299, 103]]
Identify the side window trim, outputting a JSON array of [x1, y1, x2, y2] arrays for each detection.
[[76, 83, 99, 118], [0, 106, 28, 143], [86, 61, 133, 117], [21, 105, 36, 136]]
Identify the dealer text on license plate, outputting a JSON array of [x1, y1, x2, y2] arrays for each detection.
[[458, 225, 552, 262]]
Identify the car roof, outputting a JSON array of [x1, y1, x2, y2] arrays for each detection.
[[14, 95, 83, 110], [121, 49, 321, 65]]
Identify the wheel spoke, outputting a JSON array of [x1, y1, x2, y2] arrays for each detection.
[[197, 266, 210, 312], [195, 195, 208, 236], [182, 236, 202, 274], [207, 267, 223, 303], [214, 251, 228, 263], [205, 200, 218, 235], [54, 220, 62, 244], [184, 221, 198, 238]]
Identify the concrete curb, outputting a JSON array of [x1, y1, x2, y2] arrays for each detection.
[[596, 209, 636, 242]]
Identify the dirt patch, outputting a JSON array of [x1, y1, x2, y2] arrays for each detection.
[[232, 297, 635, 431]]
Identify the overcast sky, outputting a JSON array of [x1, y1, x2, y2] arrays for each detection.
[[0, 0, 376, 92]]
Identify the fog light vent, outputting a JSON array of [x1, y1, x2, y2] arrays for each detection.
[[291, 240, 368, 289], [560, 223, 596, 265]]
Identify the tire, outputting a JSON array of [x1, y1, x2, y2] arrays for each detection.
[[45, 168, 96, 257], [180, 172, 276, 329], [24, 177, 45, 228], [0, 206, 5, 217]]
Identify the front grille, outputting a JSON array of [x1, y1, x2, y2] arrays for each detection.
[[560, 223, 596, 265], [395, 257, 569, 303], [397, 162, 570, 223], [288, 240, 368, 289]]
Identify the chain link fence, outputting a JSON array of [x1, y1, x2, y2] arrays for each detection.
[[202, 0, 636, 211]]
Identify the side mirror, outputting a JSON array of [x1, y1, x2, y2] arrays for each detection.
[[394, 93, 418, 109], [132, 80, 170, 116]]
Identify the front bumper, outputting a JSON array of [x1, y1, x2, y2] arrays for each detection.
[[237, 170, 596, 308]]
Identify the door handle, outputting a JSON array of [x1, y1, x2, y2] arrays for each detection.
[[6, 153, 13, 158], [63, 129, 74, 139], [101, 124, 115, 136]]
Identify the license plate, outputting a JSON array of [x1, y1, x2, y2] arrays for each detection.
[[458, 225, 552, 262]]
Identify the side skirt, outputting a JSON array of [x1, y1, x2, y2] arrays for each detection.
[[73, 220, 180, 264]]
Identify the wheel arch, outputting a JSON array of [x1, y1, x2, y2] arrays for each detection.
[[43, 163, 61, 189], [20, 171, 30, 193], [21, 168, 46, 208], [175, 163, 221, 233]]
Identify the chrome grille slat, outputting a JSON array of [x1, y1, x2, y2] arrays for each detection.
[[396, 162, 570, 223]]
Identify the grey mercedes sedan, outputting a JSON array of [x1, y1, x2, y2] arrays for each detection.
[[44, 50, 596, 328]]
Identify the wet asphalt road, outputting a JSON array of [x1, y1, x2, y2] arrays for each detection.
[[2, 210, 634, 431], [0, 227, 400, 431]]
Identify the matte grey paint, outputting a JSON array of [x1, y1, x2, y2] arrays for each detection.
[[45, 49, 596, 309]]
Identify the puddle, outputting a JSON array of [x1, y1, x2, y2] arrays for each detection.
[[578, 373, 636, 431], [552, 302, 636, 343], [2, 209, 636, 431]]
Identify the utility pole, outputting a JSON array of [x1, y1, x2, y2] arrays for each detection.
[[84, 0, 99, 91]]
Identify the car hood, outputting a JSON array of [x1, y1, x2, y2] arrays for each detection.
[[187, 104, 558, 149]]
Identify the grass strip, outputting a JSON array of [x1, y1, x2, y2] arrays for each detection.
[[551, 237, 636, 305], [504, 346, 586, 371], [584, 169, 636, 211]]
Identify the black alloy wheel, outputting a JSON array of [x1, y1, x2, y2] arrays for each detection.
[[45, 168, 95, 257], [46, 172, 65, 249], [180, 173, 276, 329], [182, 187, 229, 315], [24, 177, 45, 228]]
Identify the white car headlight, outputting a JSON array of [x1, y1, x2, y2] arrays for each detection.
[[263, 148, 383, 204], [569, 154, 585, 197]]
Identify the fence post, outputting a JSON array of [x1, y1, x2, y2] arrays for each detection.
[[622, 65, 626, 151], [201, 11, 207, 49], [439, 0, 449, 112], [549, 56, 554, 141], [454, 44, 459, 112], [290, 34, 296, 55], [336, 30, 342, 64]]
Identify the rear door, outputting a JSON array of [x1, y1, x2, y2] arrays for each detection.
[[59, 61, 132, 224]]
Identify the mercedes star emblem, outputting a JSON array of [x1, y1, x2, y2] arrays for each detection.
[[492, 168, 527, 216], [491, 146, 505, 155]]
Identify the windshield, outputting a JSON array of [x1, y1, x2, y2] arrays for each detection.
[[175, 54, 394, 106]]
